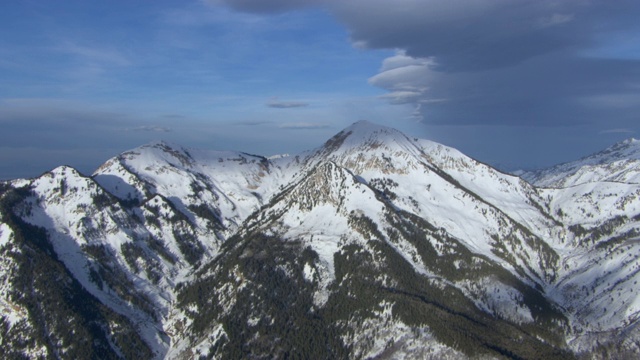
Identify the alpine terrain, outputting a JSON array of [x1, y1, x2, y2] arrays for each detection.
[[1, 121, 640, 359]]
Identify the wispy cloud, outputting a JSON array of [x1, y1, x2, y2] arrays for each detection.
[[130, 125, 172, 132], [584, 93, 640, 109], [599, 128, 635, 135], [267, 98, 309, 108], [278, 122, 329, 129], [162, 114, 186, 119], [55, 41, 131, 67], [162, 2, 281, 29], [235, 120, 272, 126], [202, 0, 320, 15], [536, 13, 574, 29]]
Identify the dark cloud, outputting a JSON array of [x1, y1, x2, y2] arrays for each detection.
[[334, 0, 640, 128], [210, 0, 640, 172], [216, 1, 640, 70], [335, 1, 590, 71], [214, 0, 640, 133], [370, 51, 640, 126]]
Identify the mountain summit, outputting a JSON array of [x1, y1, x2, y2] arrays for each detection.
[[1, 122, 640, 359]]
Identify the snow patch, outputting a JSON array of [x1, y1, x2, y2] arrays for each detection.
[[0, 223, 13, 246], [302, 262, 315, 282]]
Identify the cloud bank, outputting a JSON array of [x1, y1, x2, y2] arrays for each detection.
[[215, 0, 640, 130]]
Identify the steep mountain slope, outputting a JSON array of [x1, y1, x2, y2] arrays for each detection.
[[170, 158, 570, 359], [528, 169, 640, 354], [300, 122, 561, 282], [515, 136, 640, 354], [519, 138, 640, 188], [1, 121, 640, 359], [0, 178, 155, 358], [0, 143, 291, 358]]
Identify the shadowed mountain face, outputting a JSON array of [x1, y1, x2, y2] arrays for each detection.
[[1, 121, 640, 359]]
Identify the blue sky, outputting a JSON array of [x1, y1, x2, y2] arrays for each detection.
[[2, 0, 640, 179]]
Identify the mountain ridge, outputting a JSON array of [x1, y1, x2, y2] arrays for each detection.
[[519, 137, 640, 188], [1, 121, 640, 358]]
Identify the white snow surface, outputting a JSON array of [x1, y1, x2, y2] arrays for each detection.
[[0, 222, 12, 247]]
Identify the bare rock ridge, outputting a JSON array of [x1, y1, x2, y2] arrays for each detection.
[[1, 120, 640, 359]]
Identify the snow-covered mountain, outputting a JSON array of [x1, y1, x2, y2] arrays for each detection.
[[519, 138, 640, 188], [1, 121, 640, 359]]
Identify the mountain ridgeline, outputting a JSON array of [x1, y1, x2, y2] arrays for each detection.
[[1, 121, 640, 359]]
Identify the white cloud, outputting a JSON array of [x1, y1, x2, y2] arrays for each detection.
[[536, 13, 575, 29], [378, 91, 424, 105], [369, 60, 432, 90], [368, 52, 436, 106], [379, 51, 429, 72]]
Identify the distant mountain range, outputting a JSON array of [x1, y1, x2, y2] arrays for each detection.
[[1, 121, 639, 359], [517, 138, 640, 188]]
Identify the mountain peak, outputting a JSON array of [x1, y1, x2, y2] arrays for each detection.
[[139, 139, 187, 154], [46, 165, 84, 179], [307, 121, 426, 177], [346, 119, 384, 128], [320, 121, 410, 154], [343, 120, 400, 136], [611, 137, 640, 150], [121, 140, 195, 169]]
